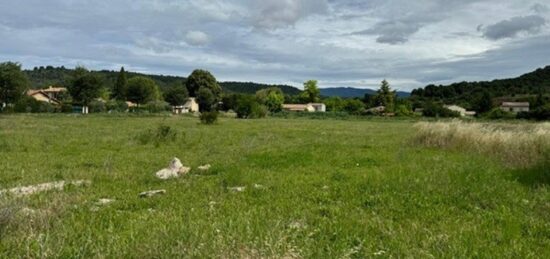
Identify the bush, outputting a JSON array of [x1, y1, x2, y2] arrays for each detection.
[[395, 104, 414, 117], [422, 103, 460, 118], [13, 96, 55, 113], [484, 108, 515, 120], [200, 111, 219, 124], [235, 95, 267, 119], [136, 125, 178, 146], [61, 103, 73, 113], [106, 100, 128, 112], [517, 104, 550, 121], [88, 100, 106, 113], [145, 100, 171, 113]]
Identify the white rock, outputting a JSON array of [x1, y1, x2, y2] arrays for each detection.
[[253, 184, 265, 189], [96, 198, 115, 205], [0, 180, 90, 197], [139, 189, 166, 198], [228, 186, 246, 192], [155, 157, 191, 180], [198, 164, 211, 171]]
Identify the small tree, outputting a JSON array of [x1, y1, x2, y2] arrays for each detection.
[[300, 80, 320, 103], [0, 62, 29, 108], [165, 83, 189, 106], [68, 66, 103, 108], [374, 79, 396, 112], [185, 69, 221, 98], [112, 67, 128, 100], [126, 76, 160, 106], [256, 87, 284, 113]]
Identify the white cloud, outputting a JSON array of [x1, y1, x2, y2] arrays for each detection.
[[185, 31, 210, 46]]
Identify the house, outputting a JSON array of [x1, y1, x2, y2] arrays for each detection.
[[282, 104, 314, 112], [367, 106, 386, 113], [173, 97, 199, 114], [282, 103, 326, 112], [500, 102, 530, 113], [444, 105, 477, 117], [309, 103, 326, 112], [26, 86, 67, 105]]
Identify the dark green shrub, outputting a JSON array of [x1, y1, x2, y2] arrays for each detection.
[[88, 100, 106, 113], [61, 103, 73, 113], [200, 111, 219, 124], [145, 100, 170, 113], [485, 108, 515, 120], [235, 95, 266, 118], [106, 100, 128, 112]]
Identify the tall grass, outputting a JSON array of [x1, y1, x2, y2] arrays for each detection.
[[414, 120, 550, 168]]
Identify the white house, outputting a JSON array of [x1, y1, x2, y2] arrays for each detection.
[[500, 102, 530, 113], [444, 105, 476, 117], [173, 97, 199, 114], [282, 103, 326, 112]]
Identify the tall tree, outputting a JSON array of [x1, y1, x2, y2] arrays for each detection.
[[374, 79, 396, 112], [256, 87, 284, 112], [68, 66, 103, 106], [112, 67, 128, 100], [475, 90, 493, 114], [196, 87, 215, 112], [185, 69, 221, 98], [300, 80, 320, 103], [0, 62, 29, 107], [126, 76, 160, 106], [165, 82, 189, 106]]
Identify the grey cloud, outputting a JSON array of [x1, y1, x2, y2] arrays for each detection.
[[252, 0, 329, 29], [353, 21, 422, 44], [483, 15, 546, 40], [532, 3, 549, 14]]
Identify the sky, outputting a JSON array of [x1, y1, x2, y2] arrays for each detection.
[[1, 0, 549, 91]]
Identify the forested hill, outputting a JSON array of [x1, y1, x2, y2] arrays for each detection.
[[411, 66, 550, 103], [23, 66, 301, 95]]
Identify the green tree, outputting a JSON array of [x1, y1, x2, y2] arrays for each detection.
[[300, 80, 320, 103], [68, 66, 103, 106], [196, 87, 215, 112], [475, 90, 493, 114], [0, 62, 29, 108], [112, 67, 128, 100], [185, 69, 221, 98], [343, 99, 365, 114], [324, 97, 345, 112], [256, 87, 284, 112], [126, 76, 160, 106], [374, 79, 396, 112], [164, 83, 189, 106]]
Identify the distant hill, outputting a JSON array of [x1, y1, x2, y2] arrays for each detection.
[[411, 66, 550, 104], [320, 87, 410, 98], [23, 66, 301, 95]]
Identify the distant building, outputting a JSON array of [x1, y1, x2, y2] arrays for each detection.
[[444, 105, 477, 117], [26, 86, 67, 105], [173, 97, 199, 114], [500, 102, 530, 113], [282, 103, 326, 112]]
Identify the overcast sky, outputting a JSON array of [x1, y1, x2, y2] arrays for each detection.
[[1, 0, 549, 91]]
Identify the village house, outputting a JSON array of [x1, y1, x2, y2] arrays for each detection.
[[26, 86, 67, 105], [173, 97, 199, 114], [282, 103, 326, 112], [500, 102, 530, 113], [444, 105, 476, 117]]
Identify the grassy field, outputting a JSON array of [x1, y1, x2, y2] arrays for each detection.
[[0, 114, 549, 258]]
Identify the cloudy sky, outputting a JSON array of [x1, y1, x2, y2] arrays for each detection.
[[1, 0, 549, 91]]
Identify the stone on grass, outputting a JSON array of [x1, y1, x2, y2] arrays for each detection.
[[253, 184, 265, 189], [96, 199, 115, 206], [156, 157, 191, 180], [139, 190, 166, 198], [198, 164, 211, 171], [0, 180, 91, 197], [228, 186, 246, 192]]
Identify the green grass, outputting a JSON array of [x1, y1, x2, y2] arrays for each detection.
[[0, 114, 549, 258]]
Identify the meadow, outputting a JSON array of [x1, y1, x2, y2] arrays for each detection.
[[0, 114, 549, 258]]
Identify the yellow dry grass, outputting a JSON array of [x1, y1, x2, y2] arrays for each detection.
[[414, 120, 550, 168]]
